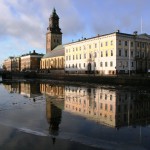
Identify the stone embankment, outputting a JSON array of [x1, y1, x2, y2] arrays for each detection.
[[1, 72, 150, 86]]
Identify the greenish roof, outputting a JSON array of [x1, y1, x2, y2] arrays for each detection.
[[43, 45, 64, 58]]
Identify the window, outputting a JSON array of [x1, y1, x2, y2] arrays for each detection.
[[89, 53, 92, 58], [101, 43, 103, 47], [83, 46, 86, 50], [105, 62, 108, 67], [95, 43, 97, 48], [131, 51, 133, 57], [119, 40, 121, 45], [110, 95, 112, 100], [100, 62, 103, 67], [131, 62, 134, 67], [73, 55, 74, 60], [106, 51, 108, 57], [79, 63, 81, 68], [84, 63, 85, 67], [110, 105, 113, 111], [80, 54, 81, 59], [69, 56, 71, 60], [110, 61, 113, 67], [105, 104, 107, 110], [119, 61, 122, 67], [100, 103, 103, 109], [101, 51, 103, 57], [111, 40, 113, 45], [131, 42, 133, 47], [66, 56, 68, 60], [94, 52, 97, 58], [119, 49, 121, 56], [89, 45, 91, 49], [111, 50, 113, 56], [125, 50, 127, 57], [76, 55, 78, 60], [105, 94, 107, 100], [84, 54, 86, 59], [125, 61, 128, 67], [125, 41, 128, 46], [106, 42, 108, 46]]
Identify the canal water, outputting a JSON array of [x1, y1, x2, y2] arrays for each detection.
[[0, 81, 150, 150]]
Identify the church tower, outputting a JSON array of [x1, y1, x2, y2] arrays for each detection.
[[46, 8, 62, 54]]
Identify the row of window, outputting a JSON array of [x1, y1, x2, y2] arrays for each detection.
[[66, 41, 114, 53], [118, 49, 134, 57], [119, 61, 134, 67], [66, 51, 114, 60], [65, 61, 114, 68]]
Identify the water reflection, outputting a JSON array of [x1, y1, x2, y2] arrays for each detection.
[[2, 82, 150, 130]]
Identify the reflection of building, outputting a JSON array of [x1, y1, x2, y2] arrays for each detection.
[[3, 81, 150, 129], [40, 83, 64, 99], [3, 83, 20, 93], [3, 82, 41, 99], [64, 86, 150, 128], [20, 82, 41, 98], [40, 83, 63, 136], [46, 99, 62, 136], [64, 86, 117, 127]]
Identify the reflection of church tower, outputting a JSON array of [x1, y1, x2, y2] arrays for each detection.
[[46, 8, 62, 54], [46, 99, 62, 136]]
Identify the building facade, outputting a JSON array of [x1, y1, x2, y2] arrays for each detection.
[[64, 31, 150, 75], [20, 50, 43, 71], [11, 57, 20, 71], [40, 45, 64, 72], [3, 57, 14, 71]]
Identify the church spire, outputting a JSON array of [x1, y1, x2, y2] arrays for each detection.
[[47, 8, 62, 34], [46, 8, 62, 53]]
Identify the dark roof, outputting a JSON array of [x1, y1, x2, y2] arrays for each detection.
[[137, 33, 150, 39], [21, 50, 44, 57], [43, 45, 64, 58]]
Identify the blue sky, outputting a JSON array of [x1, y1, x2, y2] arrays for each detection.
[[0, 0, 150, 66]]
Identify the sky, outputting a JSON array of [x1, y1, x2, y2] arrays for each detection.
[[0, 0, 150, 66]]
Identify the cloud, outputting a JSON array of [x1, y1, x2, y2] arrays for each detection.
[[0, 0, 150, 65]]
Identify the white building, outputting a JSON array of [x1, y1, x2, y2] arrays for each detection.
[[64, 31, 150, 75]]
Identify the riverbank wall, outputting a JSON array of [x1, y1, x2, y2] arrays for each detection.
[[1, 72, 150, 86], [37, 73, 150, 86]]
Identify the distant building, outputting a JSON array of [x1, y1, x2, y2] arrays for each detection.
[[3, 57, 14, 71], [64, 31, 150, 75], [40, 8, 64, 73], [12, 57, 21, 71], [20, 50, 43, 71], [3, 50, 43, 72]]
